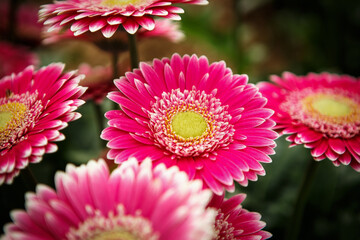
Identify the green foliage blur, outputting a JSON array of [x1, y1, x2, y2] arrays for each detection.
[[1, 0, 359, 239]]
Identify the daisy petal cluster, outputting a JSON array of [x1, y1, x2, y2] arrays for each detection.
[[39, 0, 208, 37], [0, 64, 86, 184], [2, 158, 216, 240], [258, 72, 360, 171], [43, 19, 184, 45], [102, 54, 278, 195], [209, 194, 272, 240]]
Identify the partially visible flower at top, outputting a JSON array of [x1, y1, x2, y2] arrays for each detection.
[[0, 63, 86, 184], [39, 0, 208, 38], [0, 1, 43, 46], [0, 41, 38, 79], [43, 19, 184, 45], [2, 158, 216, 240], [208, 194, 272, 240], [258, 72, 360, 171], [101, 54, 278, 195]]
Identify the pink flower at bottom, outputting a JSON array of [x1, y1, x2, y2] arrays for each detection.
[[209, 194, 272, 240], [258, 72, 360, 171], [2, 158, 216, 240]]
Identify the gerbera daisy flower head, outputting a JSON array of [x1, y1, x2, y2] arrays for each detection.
[[43, 18, 184, 45], [0, 63, 86, 185], [0, 41, 38, 78], [2, 158, 216, 240], [257, 72, 360, 171], [101, 54, 278, 195], [39, 0, 208, 38], [208, 193, 272, 240]]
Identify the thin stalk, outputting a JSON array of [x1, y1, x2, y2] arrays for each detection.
[[128, 33, 139, 69], [8, 0, 19, 42], [21, 167, 37, 192], [286, 158, 320, 240], [93, 101, 107, 148]]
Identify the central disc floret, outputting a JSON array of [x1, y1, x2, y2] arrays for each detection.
[[171, 111, 208, 139], [0, 92, 42, 149], [101, 0, 149, 7], [282, 88, 360, 138], [149, 87, 234, 158]]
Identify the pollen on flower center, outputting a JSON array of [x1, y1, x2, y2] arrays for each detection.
[[89, 229, 138, 240], [282, 88, 360, 138], [101, 0, 148, 7], [148, 88, 234, 158], [171, 111, 208, 139], [0, 111, 12, 130], [0, 102, 27, 130]]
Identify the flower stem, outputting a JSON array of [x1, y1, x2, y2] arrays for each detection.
[[286, 158, 320, 240], [21, 166, 37, 192], [93, 101, 107, 148], [128, 33, 139, 69]]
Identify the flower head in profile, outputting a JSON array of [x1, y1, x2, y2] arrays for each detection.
[[209, 194, 272, 240], [2, 158, 216, 240], [0, 64, 86, 184], [39, 0, 208, 38], [258, 72, 360, 171], [43, 19, 184, 45], [0, 41, 38, 78], [101, 54, 278, 195]]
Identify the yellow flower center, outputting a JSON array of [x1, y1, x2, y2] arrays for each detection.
[[171, 111, 208, 139], [0, 102, 27, 136], [302, 93, 360, 124], [0, 111, 12, 130], [90, 230, 139, 240], [101, 0, 148, 7]]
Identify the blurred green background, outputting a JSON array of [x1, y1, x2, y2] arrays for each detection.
[[1, 0, 359, 239]]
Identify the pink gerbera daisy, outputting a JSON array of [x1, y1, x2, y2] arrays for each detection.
[[39, 0, 208, 37], [2, 158, 216, 240], [0, 63, 86, 184], [101, 54, 278, 195], [43, 19, 184, 45], [0, 41, 38, 79], [209, 194, 272, 240], [257, 72, 360, 171]]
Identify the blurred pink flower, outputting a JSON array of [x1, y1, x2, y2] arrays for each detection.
[[258, 72, 360, 171], [101, 54, 278, 195], [0, 41, 38, 78], [39, 0, 208, 37], [2, 158, 216, 240], [0, 1, 43, 45], [209, 194, 272, 240], [0, 64, 86, 184], [77, 63, 117, 103]]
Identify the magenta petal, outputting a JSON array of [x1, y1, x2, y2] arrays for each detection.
[[122, 19, 139, 34]]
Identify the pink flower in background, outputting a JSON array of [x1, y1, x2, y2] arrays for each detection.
[[2, 158, 216, 240], [77, 63, 118, 103], [39, 0, 208, 37], [0, 64, 86, 184], [0, 41, 38, 79], [101, 54, 278, 195], [0, 1, 43, 46], [43, 19, 184, 45], [258, 72, 360, 171], [209, 194, 272, 240]]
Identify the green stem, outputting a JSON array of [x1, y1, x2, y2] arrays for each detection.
[[20, 166, 37, 192], [8, 0, 19, 42], [128, 33, 139, 69], [112, 48, 119, 80], [93, 101, 107, 148], [286, 158, 320, 240]]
